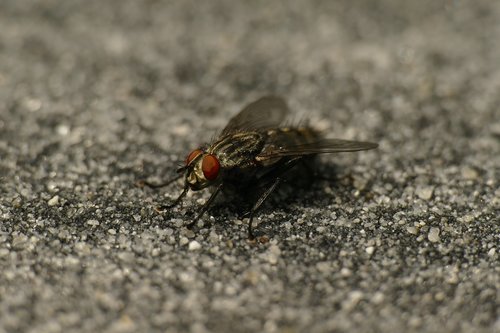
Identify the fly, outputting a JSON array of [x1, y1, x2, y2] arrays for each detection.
[[139, 96, 378, 239]]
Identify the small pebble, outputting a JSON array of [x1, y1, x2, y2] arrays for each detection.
[[266, 245, 281, 265], [316, 226, 326, 233], [12, 234, 28, 250], [87, 219, 100, 226], [461, 166, 479, 180], [56, 124, 70, 136], [188, 241, 202, 251], [416, 186, 434, 200], [461, 214, 474, 223], [179, 237, 189, 246], [184, 229, 196, 239], [406, 226, 418, 235], [0, 249, 10, 257], [435, 292, 445, 301], [48, 195, 59, 206], [340, 268, 352, 277], [372, 292, 385, 304], [428, 227, 440, 243]]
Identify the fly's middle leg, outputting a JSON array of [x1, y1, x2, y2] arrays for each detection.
[[246, 157, 303, 239], [187, 183, 223, 229]]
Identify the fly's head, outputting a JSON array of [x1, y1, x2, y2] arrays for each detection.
[[180, 148, 221, 191]]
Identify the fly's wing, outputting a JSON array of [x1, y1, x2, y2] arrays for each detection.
[[257, 139, 378, 159], [222, 96, 289, 134]]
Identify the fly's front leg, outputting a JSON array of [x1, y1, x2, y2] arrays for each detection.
[[136, 173, 183, 189], [155, 184, 189, 212], [247, 177, 281, 240], [136, 174, 187, 212], [187, 183, 223, 229]]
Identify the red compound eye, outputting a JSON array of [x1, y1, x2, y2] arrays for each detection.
[[185, 149, 202, 165], [202, 154, 220, 180]]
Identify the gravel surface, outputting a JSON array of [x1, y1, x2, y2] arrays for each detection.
[[1, 1, 499, 332]]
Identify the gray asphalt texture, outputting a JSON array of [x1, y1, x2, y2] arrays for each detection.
[[1, 1, 499, 333]]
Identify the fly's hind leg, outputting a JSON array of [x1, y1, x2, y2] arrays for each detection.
[[247, 177, 282, 240], [246, 157, 304, 239]]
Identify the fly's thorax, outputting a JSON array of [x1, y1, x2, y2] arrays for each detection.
[[209, 132, 266, 168]]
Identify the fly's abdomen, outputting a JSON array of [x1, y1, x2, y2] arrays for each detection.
[[256, 127, 320, 165], [269, 127, 320, 146]]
